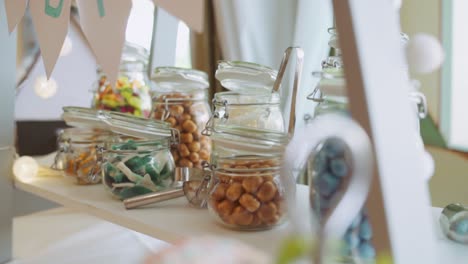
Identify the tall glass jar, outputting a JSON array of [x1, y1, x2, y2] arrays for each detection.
[[206, 124, 289, 230], [100, 112, 178, 200], [151, 67, 212, 169], [53, 106, 115, 185], [203, 61, 284, 134], [91, 43, 152, 117], [307, 28, 430, 262]]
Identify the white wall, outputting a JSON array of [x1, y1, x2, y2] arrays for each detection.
[[15, 25, 97, 121]]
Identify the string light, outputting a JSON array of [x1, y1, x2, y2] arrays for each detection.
[[13, 156, 39, 183], [34, 76, 58, 99]]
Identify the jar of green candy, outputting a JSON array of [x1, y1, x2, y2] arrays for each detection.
[[100, 112, 179, 200]]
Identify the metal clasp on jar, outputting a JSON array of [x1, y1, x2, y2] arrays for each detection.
[[202, 99, 229, 136], [307, 71, 337, 103], [51, 135, 70, 170], [409, 80, 428, 119]]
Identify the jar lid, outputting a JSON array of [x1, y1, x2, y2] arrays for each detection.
[[215, 61, 277, 93], [211, 124, 289, 153], [104, 112, 175, 140], [152, 67, 209, 90], [62, 107, 109, 129]]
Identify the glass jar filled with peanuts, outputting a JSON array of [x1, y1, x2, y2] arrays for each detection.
[[208, 156, 286, 230], [151, 67, 211, 169], [207, 124, 289, 230], [203, 61, 284, 135], [53, 107, 116, 185]]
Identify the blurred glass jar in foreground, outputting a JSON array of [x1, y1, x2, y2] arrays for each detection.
[[207, 124, 289, 230], [203, 61, 284, 135], [53, 107, 115, 185], [100, 112, 178, 200], [151, 67, 211, 169], [307, 28, 430, 262], [91, 43, 152, 117]]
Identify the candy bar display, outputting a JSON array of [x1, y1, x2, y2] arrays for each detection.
[[151, 67, 211, 169], [101, 112, 178, 200], [208, 156, 286, 230], [203, 61, 284, 134], [91, 43, 152, 117], [53, 107, 115, 185]]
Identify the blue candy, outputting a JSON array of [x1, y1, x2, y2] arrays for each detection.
[[330, 158, 348, 177], [358, 241, 376, 259], [316, 172, 340, 197], [313, 150, 328, 174], [323, 138, 346, 158], [454, 219, 468, 235], [344, 230, 360, 248], [359, 217, 373, 240]]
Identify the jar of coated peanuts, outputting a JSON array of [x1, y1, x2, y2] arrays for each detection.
[[151, 67, 211, 169], [208, 156, 287, 230], [207, 124, 289, 230]]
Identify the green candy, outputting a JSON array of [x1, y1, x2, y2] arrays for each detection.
[[105, 163, 125, 183], [159, 163, 172, 180], [145, 163, 160, 182]]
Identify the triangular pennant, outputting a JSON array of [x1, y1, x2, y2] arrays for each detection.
[[76, 0, 132, 86], [29, 0, 71, 78], [153, 0, 205, 33], [4, 0, 28, 33]]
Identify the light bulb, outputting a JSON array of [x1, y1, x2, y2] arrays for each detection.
[[60, 36, 73, 57], [13, 156, 39, 183], [34, 76, 58, 99], [406, 33, 444, 74]]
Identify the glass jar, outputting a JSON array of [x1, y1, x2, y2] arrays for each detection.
[[151, 67, 211, 169], [208, 156, 286, 230], [203, 61, 284, 134], [91, 43, 152, 117], [53, 106, 115, 185], [56, 128, 112, 185], [206, 124, 289, 230], [307, 29, 429, 262], [100, 112, 178, 200]]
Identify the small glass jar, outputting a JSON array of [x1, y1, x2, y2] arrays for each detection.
[[151, 67, 211, 169], [206, 124, 289, 230], [91, 43, 152, 117], [203, 61, 284, 134], [56, 128, 112, 185], [100, 112, 178, 200], [53, 107, 115, 185]]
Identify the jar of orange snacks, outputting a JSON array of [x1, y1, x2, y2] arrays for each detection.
[[53, 107, 114, 185], [207, 124, 289, 230]]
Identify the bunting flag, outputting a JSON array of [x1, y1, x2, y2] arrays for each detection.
[[4, 0, 28, 33], [3, 0, 205, 82], [76, 0, 132, 86], [29, 0, 72, 78], [153, 0, 205, 33]]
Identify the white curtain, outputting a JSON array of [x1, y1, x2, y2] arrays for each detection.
[[213, 0, 333, 131]]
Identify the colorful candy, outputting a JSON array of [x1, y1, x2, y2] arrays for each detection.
[[92, 76, 152, 117]]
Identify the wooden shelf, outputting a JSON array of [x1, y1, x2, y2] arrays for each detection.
[[14, 154, 308, 254], [14, 154, 468, 261]]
